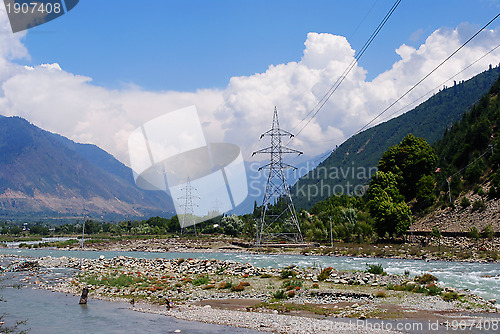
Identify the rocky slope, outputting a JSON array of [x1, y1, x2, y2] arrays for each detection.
[[0, 116, 173, 221]]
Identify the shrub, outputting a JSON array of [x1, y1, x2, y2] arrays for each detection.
[[365, 263, 384, 275], [460, 197, 470, 208], [216, 266, 227, 275], [282, 279, 302, 290], [218, 281, 233, 289], [430, 227, 441, 239], [287, 290, 296, 298], [239, 281, 251, 287], [317, 267, 333, 281], [481, 225, 494, 240], [280, 269, 296, 279], [442, 292, 459, 302], [312, 283, 319, 289], [202, 284, 216, 290], [472, 200, 486, 211], [426, 284, 442, 296], [231, 283, 245, 292], [415, 273, 438, 284], [375, 291, 386, 298], [477, 188, 485, 197], [488, 186, 497, 198], [260, 273, 272, 278], [273, 289, 288, 300], [412, 285, 427, 294], [468, 227, 480, 240], [192, 275, 209, 286]]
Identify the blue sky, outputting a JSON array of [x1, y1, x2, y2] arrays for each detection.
[[1, 0, 500, 167], [19, 0, 500, 91]]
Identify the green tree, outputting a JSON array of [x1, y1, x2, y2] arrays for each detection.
[[366, 171, 411, 237], [415, 175, 436, 209], [378, 134, 437, 201]]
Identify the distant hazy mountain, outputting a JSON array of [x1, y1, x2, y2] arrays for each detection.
[[0, 116, 174, 222], [291, 66, 500, 209]]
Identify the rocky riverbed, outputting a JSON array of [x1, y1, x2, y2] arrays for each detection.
[[1, 254, 498, 333], [18, 234, 498, 263]]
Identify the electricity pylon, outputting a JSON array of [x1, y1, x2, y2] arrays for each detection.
[[178, 177, 199, 235], [252, 106, 303, 245]]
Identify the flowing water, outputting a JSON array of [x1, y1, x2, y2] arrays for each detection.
[[1, 248, 499, 302], [1, 248, 499, 333]]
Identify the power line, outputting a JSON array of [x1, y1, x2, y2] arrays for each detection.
[[290, 0, 402, 139], [375, 43, 500, 125], [308, 14, 500, 168], [304, 42, 500, 150], [353, 12, 500, 137]]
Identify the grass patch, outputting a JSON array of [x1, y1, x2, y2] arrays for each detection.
[[191, 275, 210, 286], [443, 291, 459, 302]]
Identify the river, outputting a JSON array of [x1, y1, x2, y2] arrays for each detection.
[[1, 247, 499, 303]]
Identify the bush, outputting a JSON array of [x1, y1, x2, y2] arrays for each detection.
[[312, 283, 319, 289], [260, 273, 272, 278], [202, 284, 216, 290], [477, 187, 485, 196], [273, 289, 288, 300], [231, 283, 245, 292], [282, 279, 302, 290], [426, 284, 442, 296], [415, 273, 438, 284], [460, 197, 470, 208], [287, 290, 296, 298], [481, 225, 494, 240], [472, 200, 486, 211], [468, 227, 480, 240], [239, 281, 251, 287], [192, 275, 209, 286], [365, 263, 384, 275], [280, 269, 296, 279], [430, 227, 441, 239], [218, 281, 233, 289], [317, 267, 333, 281], [375, 291, 386, 298], [442, 292, 459, 302], [488, 186, 497, 198]]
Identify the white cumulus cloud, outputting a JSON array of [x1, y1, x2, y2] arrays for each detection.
[[0, 6, 499, 168]]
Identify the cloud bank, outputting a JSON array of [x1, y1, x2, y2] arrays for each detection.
[[0, 8, 499, 167]]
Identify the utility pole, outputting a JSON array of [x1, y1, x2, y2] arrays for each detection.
[[178, 177, 199, 235], [446, 177, 452, 204], [253, 107, 303, 245], [329, 216, 333, 248]]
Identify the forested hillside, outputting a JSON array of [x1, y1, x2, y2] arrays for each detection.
[[292, 66, 500, 209]]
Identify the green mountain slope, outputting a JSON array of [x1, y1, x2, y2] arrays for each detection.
[[292, 66, 500, 209], [415, 73, 500, 233]]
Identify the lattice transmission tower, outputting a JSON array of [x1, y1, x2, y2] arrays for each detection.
[[253, 107, 303, 245], [178, 177, 199, 235]]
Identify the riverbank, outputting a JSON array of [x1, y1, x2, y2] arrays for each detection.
[[1, 254, 498, 333]]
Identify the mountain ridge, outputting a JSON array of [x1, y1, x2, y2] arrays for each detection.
[[0, 116, 174, 222], [291, 66, 500, 208]]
